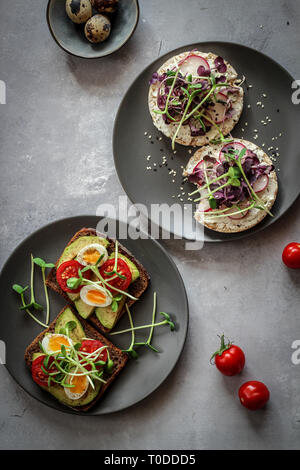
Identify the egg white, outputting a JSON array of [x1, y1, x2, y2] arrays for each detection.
[[80, 285, 112, 307], [77, 243, 108, 266], [42, 334, 73, 356], [64, 372, 89, 401]]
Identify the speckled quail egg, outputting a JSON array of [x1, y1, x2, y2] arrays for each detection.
[[91, 0, 119, 14], [65, 0, 92, 24], [84, 14, 111, 43]]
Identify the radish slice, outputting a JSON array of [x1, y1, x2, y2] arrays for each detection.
[[219, 142, 247, 162], [178, 54, 210, 76], [252, 174, 269, 193], [193, 158, 219, 173], [227, 205, 249, 220], [208, 92, 228, 124]]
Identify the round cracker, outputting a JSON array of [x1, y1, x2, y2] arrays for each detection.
[[148, 51, 244, 147], [184, 139, 278, 233]]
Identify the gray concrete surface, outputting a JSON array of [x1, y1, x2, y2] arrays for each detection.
[[0, 0, 300, 450]]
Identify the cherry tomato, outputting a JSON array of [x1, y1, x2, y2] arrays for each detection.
[[282, 242, 300, 269], [56, 260, 91, 293], [99, 258, 132, 294], [32, 355, 56, 387], [211, 335, 245, 376], [239, 381, 270, 410], [79, 339, 108, 370]]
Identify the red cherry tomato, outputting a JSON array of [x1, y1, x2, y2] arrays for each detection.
[[239, 381, 270, 410], [282, 242, 300, 269], [211, 335, 245, 376], [32, 355, 56, 387], [56, 260, 91, 293], [79, 339, 108, 371], [99, 258, 132, 294]]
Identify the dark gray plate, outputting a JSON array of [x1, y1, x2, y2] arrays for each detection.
[[47, 0, 139, 59], [113, 41, 300, 241], [0, 216, 188, 415]]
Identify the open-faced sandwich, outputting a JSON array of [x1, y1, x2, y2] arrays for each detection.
[[148, 50, 244, 149], [24, 305, 128, 411], [184, 139, 278, 233], [46, 228, 150, 333]]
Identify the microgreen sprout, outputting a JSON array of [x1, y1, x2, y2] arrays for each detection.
[[12, 284, 48, 328], [111, 293, 175, 359], [40, 340, 110, 390], [33, 257, 55, 325], [190, 147, 274, 218]]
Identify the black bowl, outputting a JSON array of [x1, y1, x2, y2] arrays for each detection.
[[47, 0, 139, 58]]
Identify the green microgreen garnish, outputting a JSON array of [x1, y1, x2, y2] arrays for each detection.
[[33, 257, 55, 325], [13, 255, 55, 328], [12, 283, 48, 328], [110, 292, 175, 359], [190, 147, 274, 218], [41, 340, 109, 390]]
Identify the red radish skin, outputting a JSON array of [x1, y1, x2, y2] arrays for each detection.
[[178, 54, 210, 76], [193, 158, 219, 173], [252, 174, 269, 193]]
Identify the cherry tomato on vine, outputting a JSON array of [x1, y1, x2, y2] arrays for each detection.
[[282, 242, 300, 269], [211, 334, 245, 376], [239, 381, 270, 410]]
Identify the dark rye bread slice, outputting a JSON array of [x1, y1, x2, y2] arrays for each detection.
[[46, 228, 150, 333], [24, 305, 128, 412]]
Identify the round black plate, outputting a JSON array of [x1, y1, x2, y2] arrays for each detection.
[[0, 216, 188, 415], [113, 41, 300, 241]]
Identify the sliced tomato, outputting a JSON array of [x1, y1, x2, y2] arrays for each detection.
[[32, 355, 56, 387], [56, 260, 91, 293], [99, 258, 132, 294], [79, 339, 108, 370]]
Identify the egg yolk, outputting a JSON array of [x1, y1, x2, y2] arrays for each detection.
[[70, 375, 88, 394], [86, 289, 107, 304], [83, 249, 100, 265], [48, 336, 70, 352]]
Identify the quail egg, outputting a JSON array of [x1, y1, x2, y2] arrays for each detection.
[[65, 0, 92, 24], [84, 14, 111, 43], [64, 370, 89, 401], [91, 0, 119, 14], [42, 334, 73, 355]]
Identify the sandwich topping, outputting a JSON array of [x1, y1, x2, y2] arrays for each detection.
[[32, 324, 113, 401], [56, 241, 137, 313], [150, 52, 242, 149], [188, 141, 274, 220]]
